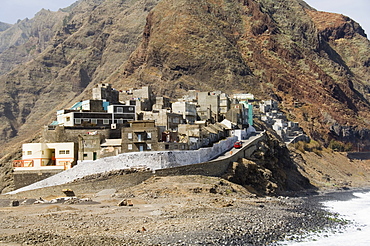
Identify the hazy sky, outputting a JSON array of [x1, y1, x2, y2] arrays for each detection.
[[0, 0, 369, 36], [0, 0, 77, 23]]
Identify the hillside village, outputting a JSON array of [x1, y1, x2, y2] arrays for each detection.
[[13, 83, 307, 181]]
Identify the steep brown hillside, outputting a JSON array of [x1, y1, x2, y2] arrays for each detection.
[[0, 10, 69, 75], [0, 0, 159, 150], [111, 0, 370, 148]]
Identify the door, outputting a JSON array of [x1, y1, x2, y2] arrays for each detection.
[[139, 145, 144, 152], [93, 152, 97, 160]]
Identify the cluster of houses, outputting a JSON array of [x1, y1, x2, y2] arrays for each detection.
[[259, 100, 308, 144], [14, 83, 256, 172]]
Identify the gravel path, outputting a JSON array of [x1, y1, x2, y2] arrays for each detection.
[[0, 176, 348, 245]]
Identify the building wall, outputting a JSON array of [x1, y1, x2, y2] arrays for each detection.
[[43, 126, 118, 143], [13, 170, 63, 190], [78, 134, 102, 161], [81, 100, 105, 112], [172, 102, 197, 123], [121, 121, 159, 152], [57, 111, 134, 127], [92, 83, 119, 103], [19, 142, 75, 170], [198, 92, 220, 115]]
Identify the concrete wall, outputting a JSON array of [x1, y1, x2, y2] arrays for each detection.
[[13, 170, 63, 190], [43, 126, 116, 143]]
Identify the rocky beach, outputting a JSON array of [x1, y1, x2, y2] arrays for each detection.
[[0, 176, 351, 246]]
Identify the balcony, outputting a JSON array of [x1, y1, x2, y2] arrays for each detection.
[[13, 160, 34, 168]]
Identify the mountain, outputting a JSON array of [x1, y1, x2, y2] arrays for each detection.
[[114, 0, 370, 147], [0, 0, 369, 191], [0, 22, 12, 32], [0, 9, 71, 75]]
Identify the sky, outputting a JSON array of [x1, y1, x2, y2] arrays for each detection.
[[0, 0, 369, 36], [0, 0, 77, 23]]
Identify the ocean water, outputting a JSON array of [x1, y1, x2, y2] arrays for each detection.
[[284, 191, 370, 245]]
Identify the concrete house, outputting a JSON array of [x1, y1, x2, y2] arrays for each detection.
[[172, 101, 197, 124], [178, 122, 214, 150], [219, 93, 231, 115], [225, 102, 247, 127], [197, 91, 220, 122], [56, 103, 135, 128], [121, 120, 159, 152], [100, 139, 122, 158], [153, 96, 171, 110], [92, 83, 120, 103], [13, 142, 76, 171], [140, 109, 183, 132], [78, 133, 103, 161]]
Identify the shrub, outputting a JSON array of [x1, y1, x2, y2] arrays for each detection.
[[328, 139, 352, 152], [293, 140, 323, 156]]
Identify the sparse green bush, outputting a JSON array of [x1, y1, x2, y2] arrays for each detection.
[[293, 140, 323, 156], [328, 140, 352, 152]]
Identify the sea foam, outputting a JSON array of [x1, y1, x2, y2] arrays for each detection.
[[284, 191, 370, 245]]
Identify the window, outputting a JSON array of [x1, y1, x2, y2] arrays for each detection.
[[129, 107, 134, 111], [59, 150, 70, 155], [117, 107, 123, 113], [75, 118, 81, 124], [83, 119, 89, 122], [27, 151, 32, 155], [128, 144, 132, 150], [83, 153, 88, 157], [147, 144, 152, 150], [42, 151, 44, 155], [66, 117, 71, 122], [173, 118, 179, 123], [128, 133, 132, 139], [147, 132, 152, 139], [165, 145, 169, 150], [117, 119, 123, 124], [103, 119, 109, 124], [91, 119, 97, 124]]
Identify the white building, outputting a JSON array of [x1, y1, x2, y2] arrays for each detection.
[[13, 142, 76, 171], [233, 93, 255, 101], [172, 101, 197, 124]]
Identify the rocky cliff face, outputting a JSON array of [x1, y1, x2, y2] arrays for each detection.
[[114, 0, 370, 148], [0, 0, 369, 191], [0, 10, 70, 75]]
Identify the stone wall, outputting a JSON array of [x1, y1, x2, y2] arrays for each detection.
[[13, 170, 63, 190]]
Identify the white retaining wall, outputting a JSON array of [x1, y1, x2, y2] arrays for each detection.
[[8, 136, 237, 194]]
